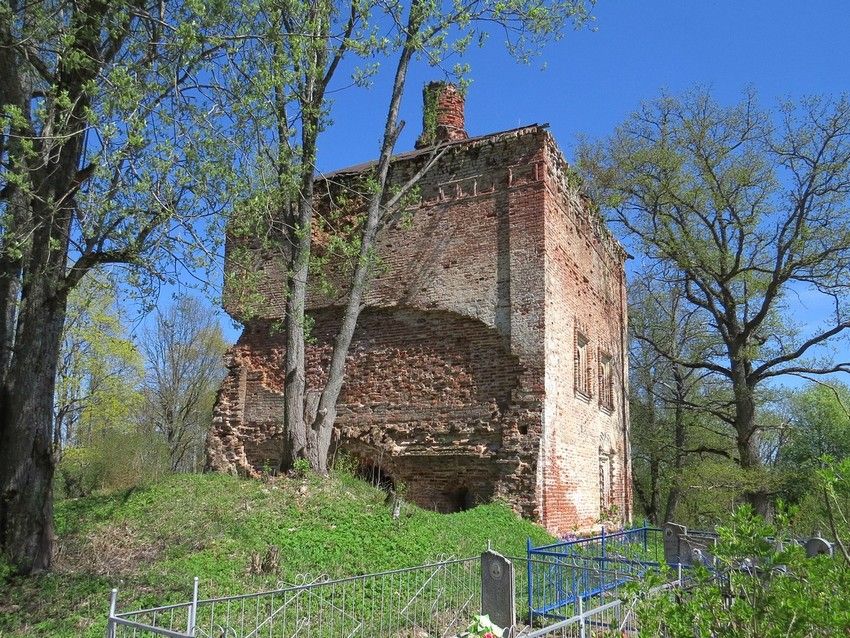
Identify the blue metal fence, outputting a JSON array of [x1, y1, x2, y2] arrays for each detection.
[[526, 524, 665, 620]]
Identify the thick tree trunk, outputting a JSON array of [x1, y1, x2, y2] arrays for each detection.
[[645, 459, 660, 526], [0, 283, 67, 573], [0, 264, 20, 383], [663, 364, 687, 524], [280, 169, 316, 472], [731, 359, 771, 517]]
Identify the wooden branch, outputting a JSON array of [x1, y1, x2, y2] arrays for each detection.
[[755, 320, 850, 378], [684, 446, 738, 462], [382, 142, 449, 221], [632, 332, 733, 378], [64, 213, 160, 289], [321, 1, 357, 91], [823, 488, 850, 565]]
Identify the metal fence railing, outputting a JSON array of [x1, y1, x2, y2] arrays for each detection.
[[105, 542, 679, 637], [107, 556, 485, 638], [517, 578, 683, 637], [526, 525, 666, 620]]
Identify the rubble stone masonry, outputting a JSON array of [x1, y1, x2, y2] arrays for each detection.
[[207, 101, 631, 534]]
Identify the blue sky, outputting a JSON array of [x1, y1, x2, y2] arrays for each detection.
[[319, 2, 850, 170], [204, 1, 850, 354]]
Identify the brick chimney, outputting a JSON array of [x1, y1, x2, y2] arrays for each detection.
[[415, 81, 469, 149]]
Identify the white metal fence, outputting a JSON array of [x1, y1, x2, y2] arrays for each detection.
[[105, 553, 679, 637], [106, 556, 484, 638]]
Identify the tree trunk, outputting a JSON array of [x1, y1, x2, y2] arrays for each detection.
[[663, 364, 687, 524], [731, 358, 771, 517], [645, 458, 660, 526], [0, 283, 67, 573], [306, 7, 421, 473], [280, 164, 316, 472]]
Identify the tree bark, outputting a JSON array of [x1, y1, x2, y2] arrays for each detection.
[[306, 2, 422, 473], [731, 355, 771, 517], [280, 145, 317, 472], [663, 363, 687, 524], [0, 278, 68, 573]]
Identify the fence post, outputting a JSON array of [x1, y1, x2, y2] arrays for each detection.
[[188, 576, 199, 636], [600, 526, 606, 595], [526, 538, 534, 621], [643, 518, 648, 555], [677, 562, 683, 587], [105, 588, 117, 638], [578, 594, 586, 638]]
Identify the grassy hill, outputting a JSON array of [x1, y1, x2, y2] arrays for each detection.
[[0, 469, 553, 637]]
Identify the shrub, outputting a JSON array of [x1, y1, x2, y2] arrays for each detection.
[[56, 429, 169, 498], [627, 505, 850, 637]]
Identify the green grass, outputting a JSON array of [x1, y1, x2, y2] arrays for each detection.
[[0, 471, 553, 637]]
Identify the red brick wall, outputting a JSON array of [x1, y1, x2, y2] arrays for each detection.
[[210, 128, 549, 519], [539, 134, 632, 534], [211, 309, 539, 512], [208, 125, 632, 532]]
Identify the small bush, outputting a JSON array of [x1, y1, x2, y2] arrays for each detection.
[[292, 457, 311, 479], [0, 555, 13, 584], [56, 429, 169, 498], [627, 504, 850, 637]]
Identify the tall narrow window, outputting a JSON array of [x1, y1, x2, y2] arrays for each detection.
[[599, 453, 611, 513], [599, 452, 615, 517], [599, 351, 613, 412], [574, 331, 591, 398]]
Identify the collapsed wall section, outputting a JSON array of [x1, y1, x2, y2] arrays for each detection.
[[208, 308, 541, 513]]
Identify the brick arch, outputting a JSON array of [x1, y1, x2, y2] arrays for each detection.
[[207, 306, 527, 509]]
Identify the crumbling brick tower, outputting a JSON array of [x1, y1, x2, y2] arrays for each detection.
[[207, 82, 632, 534]]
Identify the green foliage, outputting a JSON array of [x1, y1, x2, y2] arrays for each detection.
[[0, 473, 552, 637], [782, 383, 850, 475], [292, 457, 311, 478], [421, 82, 442, 147], [56, 430, 169, 498], [464, 614, 504, 637], [628, 505, 850, 637], [55, 271, 144, 451], [0, 555, 13, 585], [590, 89, 850, 515]]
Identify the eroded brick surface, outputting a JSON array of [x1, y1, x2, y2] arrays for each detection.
[[208, 114, 631, 533]]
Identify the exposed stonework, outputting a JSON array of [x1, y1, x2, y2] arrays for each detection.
[[416, 82, 469, 149], [208, 86, 632, 534]]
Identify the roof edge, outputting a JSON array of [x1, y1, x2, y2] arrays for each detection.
[[320, 123, 549, 179]]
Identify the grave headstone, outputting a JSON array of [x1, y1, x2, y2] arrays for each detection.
[[481, 550, 515, 631], [664, 523, 688, 565], [804, 536, 833, 558]]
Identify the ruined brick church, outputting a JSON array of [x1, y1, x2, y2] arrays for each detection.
[[206, 83, 632, 534]]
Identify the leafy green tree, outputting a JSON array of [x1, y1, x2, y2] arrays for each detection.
[[53, 270, 147, 498], [629, 275, 734, 524], [783, 383, 850, 468], [139, 295, 226, 472], [0, 0, 234, 573], [580, 90, 850, 516], [54, 271, 143, 455], [817, 457, 850, 564], [223, 0, 597, 474]]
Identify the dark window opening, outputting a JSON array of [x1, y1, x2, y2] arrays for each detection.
[[356, 461, 395, 493], [446, 486, 475, 512]]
